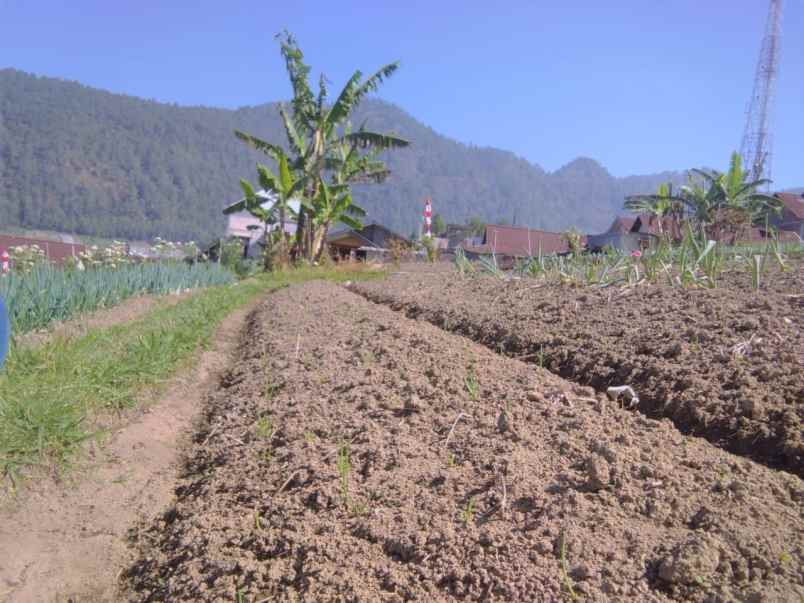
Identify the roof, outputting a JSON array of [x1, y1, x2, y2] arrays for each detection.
[[607, 217, 637, 234], [223, 189, 302, 216], [775, 192, 804, 220], [739, 227, 801, 243], [327, 228, 378, 249], [464, 224, 586, 257], [631, 214, 676, 236], [0, 235, 86, 264]]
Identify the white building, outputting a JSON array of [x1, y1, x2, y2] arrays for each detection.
[[222, 190, 301, 258]]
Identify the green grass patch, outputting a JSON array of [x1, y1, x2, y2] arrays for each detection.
[[0, 265, 384, 486]]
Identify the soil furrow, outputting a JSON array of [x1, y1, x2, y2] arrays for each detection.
[[123, 281, 803, 602], [351, 268, 804, 477]]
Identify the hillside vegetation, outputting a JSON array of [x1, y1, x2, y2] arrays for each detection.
[[0, 68, 687, 241]]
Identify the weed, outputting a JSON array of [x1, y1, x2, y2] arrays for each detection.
[[337, 442, 352, 505], [460, 496, 476, 524], [359, 349, 377, 365], [559, 530, 578, 601], [254, 416, 274, 440], [254, 509, 262, 530], [464, 368, 480, 400], [446, 451, 455, 468], [303, 430, 316, 444]]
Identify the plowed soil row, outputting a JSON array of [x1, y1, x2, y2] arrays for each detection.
[[352, 268, 804, 477], [123, 281, 803, 602]]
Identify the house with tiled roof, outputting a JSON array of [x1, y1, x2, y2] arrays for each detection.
[[770, 192, 804, 239]]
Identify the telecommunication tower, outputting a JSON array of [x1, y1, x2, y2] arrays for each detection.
[[739, 0, 783, 185]]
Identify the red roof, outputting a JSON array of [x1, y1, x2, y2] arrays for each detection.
[[465, 224, 585, 257], [776, 192, 804, 220], [0, 235, 85, 265]]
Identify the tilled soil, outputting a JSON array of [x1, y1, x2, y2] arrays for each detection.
[[353, 265, 804, 477], [123, 281, 803, 602]]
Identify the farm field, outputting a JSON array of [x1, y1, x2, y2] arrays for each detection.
[[353, 261, 804, 477], [123, 281, 803, 602]]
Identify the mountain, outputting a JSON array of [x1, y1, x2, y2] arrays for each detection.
[[0, 68, 685, 242]]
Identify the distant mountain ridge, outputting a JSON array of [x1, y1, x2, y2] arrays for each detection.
[[0, 68, 687, 242]]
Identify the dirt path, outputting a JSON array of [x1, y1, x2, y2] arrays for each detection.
[[123, 282, 803, 602], [15, 291, 194, 348], [0, 297, 259, 603]]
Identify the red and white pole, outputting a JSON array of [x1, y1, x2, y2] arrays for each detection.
[[1, 251, 9, 275], [423, 198, 433, 238]]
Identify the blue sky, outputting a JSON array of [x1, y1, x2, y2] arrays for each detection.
[[1, 0, 801, 187]]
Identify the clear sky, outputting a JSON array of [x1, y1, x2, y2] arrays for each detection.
[[1, 0, 801, 188]]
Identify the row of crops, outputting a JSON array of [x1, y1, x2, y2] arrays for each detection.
[[0, 262, 235, 335]]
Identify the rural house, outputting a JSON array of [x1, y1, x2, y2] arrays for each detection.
[[327, 223, 409, 261], [221, 190, 301, 259], [770, 192, 804, 239], [586, 217, 645, 252], [462, 224, 583, 262]]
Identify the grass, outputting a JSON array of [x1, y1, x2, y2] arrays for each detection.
[[0, 265, 385, 487]]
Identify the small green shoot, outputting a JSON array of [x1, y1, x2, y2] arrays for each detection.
[[337, 442, 351, 505], [460, 496, 476, 524], [446, 451, 455, 468], [560, 529, 578, 601], [464, 369, 480, 401], [254, 416, 274, 440]]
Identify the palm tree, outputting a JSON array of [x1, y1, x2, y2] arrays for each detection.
[[235, 32, 409, 261]]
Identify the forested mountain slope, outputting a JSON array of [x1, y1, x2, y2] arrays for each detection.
[[0, 68, 686, 241]]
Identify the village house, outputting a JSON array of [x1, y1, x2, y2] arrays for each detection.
[[770, 191, 804, 239], [220, 190, 301, 259], [461, 224, 584, 265], [327, 223, 410, 261]]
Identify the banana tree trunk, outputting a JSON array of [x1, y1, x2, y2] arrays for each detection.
[[311, 222, 331, 263]]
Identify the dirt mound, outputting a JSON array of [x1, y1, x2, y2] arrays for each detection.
[[353, 266, 804, 477], [123, 281, 803, 602]]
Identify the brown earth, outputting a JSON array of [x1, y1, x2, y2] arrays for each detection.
[[123, 281, 804, 602], [0, 298, 255, 602], [353, 263, 804, 477]]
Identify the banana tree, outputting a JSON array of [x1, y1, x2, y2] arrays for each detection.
[[686, 152, 781, 243], [624, 182, 684, 240], [234, 31, 409, 261], [237, 153, 302, 269], [305, 178, 367, 261]]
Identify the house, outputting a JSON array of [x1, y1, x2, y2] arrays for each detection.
[[770, 192, 804, 240], [222, 190, 301, 259], [327, 223, 410, 261], [462, 224, 584, 260], [0, 235, 85, 265], [586, 217, 645, 252]]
